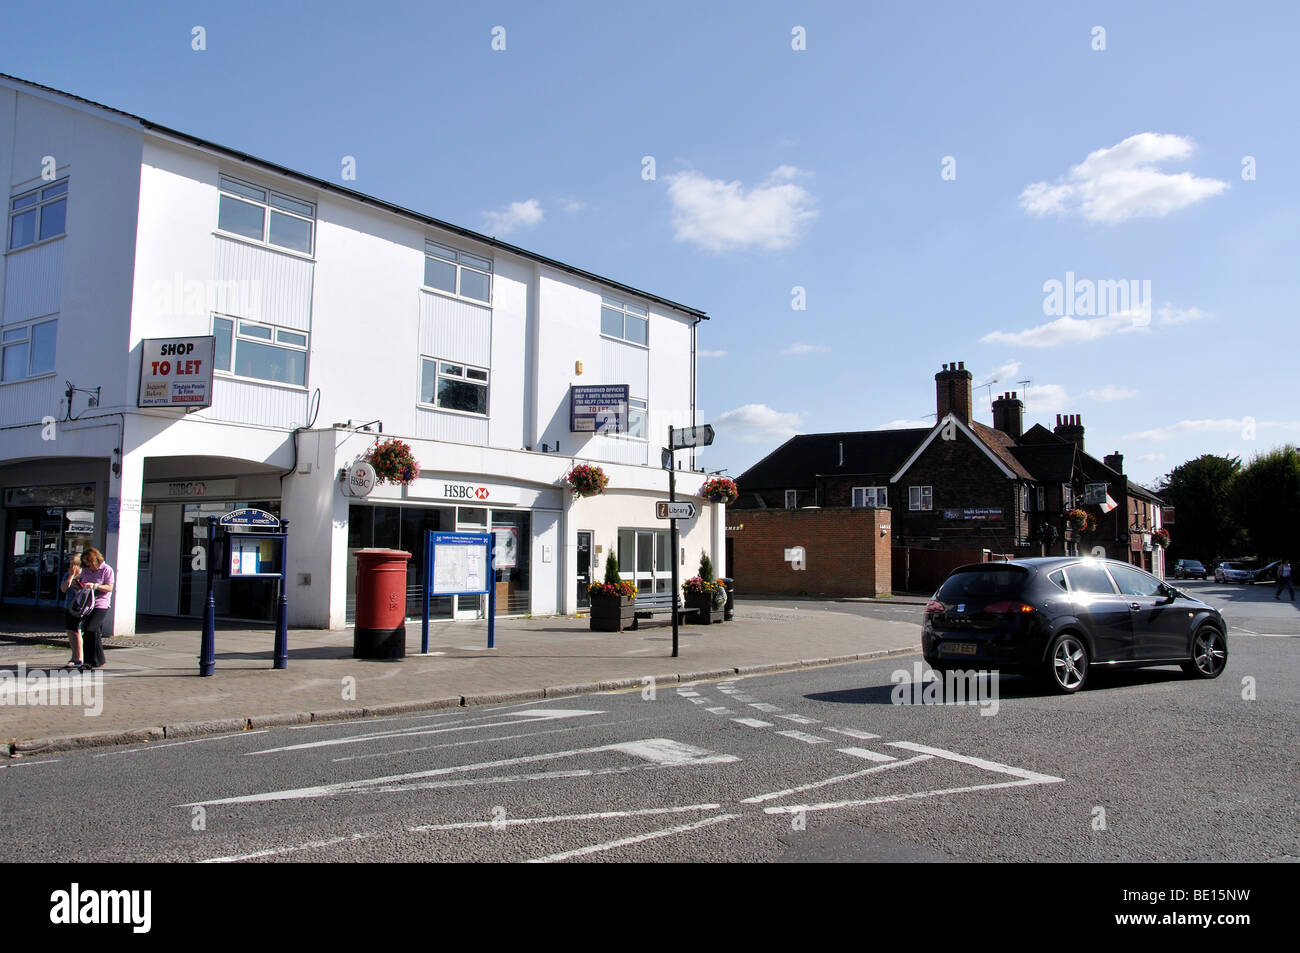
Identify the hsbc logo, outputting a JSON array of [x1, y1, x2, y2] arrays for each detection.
[[442, 483, 491, 500]]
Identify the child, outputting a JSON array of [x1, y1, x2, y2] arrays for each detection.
[[59, 553, 86, 669]]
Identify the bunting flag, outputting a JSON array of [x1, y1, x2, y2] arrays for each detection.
[[1100, 493, 1118, 514]]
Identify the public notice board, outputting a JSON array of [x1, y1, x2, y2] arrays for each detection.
[[431, 533, 489, 595], [138, 336, 216, 408]]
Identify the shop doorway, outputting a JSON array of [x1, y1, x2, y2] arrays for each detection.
[[576, 531, 592, 609], [3, 505, 96, 607]]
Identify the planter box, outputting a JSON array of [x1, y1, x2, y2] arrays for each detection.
[[590, 594, 635, 632], [685, 592, 725, 625]]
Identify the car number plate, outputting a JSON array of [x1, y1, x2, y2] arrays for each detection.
[[942, 642, 978, 656]]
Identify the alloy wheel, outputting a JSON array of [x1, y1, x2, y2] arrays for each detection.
[[1192, 628, 1227, 677], [1051, 635, 1087, 692]]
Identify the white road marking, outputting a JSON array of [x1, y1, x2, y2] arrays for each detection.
[[741, 755, 931, 803], [527, 813, 740, 863], [203, 832, 377, 862], [1241, 633, 1298, 638], [886, 742, 1063, 783], [764, 777, 1063, 816], [777, 730, 830, 745], [0, 758, 60, 769], [731, 718, 774, 729], [730, 695, 757, 702], [705, 706, 734, 715], [776, 714, 821, 725], [837, 746, 896, 763], [249, 709, 604, 755], [186, 738, 738, 806], [687, 697, 708, 704], [826, 727, 880, 740], [749, 703, 781, 713], [330, 721, 631, 762], [412, 803, 723, 833], [95, 730, 268, 757], [676, 690, 700, 697]]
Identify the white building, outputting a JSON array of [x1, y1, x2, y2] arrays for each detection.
[[0, 74, 723, 635]]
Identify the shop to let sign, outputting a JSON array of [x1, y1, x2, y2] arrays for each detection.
[[138, 336, 216, 408]]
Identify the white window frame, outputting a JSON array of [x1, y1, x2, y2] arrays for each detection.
[[624, 396, 648, 440], [424, 241, 492, 304], [8, 178, 68, 251], [420, 356, 490, 417], [785, 490, 798, 509], [852, 486, 887, 508], [216, 174, 316, 256], [600, 296, 649, 348], [212, 315, 309, 388], [0, 318, 57, 383], [909, 485, 933, 511]]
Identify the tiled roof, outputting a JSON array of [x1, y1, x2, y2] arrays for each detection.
[[736, 428, 930, 488], [1009, 443, 1076, 483], [969, 422, 1036, 480]]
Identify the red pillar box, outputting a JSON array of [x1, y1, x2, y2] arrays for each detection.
[[353, 548, 412, 659]]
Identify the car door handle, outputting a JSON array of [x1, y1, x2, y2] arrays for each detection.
[[1130, 603, 1141, 610]]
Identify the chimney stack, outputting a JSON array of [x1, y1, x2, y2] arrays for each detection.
[[935, 361, 973, 425], [992, 391, 1024, 440], [1103, 450, 1124, 474], [1054, 413, 1085, 450]]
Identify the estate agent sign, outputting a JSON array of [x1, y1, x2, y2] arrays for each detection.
[[138, 336, 216, 408]]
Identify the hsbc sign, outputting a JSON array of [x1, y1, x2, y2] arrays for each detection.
[[407, 476, 520, 505]]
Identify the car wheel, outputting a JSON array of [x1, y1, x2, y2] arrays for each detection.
[[1182, 626, 1228, 679], [1045, 633, 1088, 694]]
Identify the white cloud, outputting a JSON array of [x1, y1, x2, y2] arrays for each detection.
[[1086, 385, 1138, 402], [782, 343, 830, 355], [981, 310, 1150, 348], [1020, 383, 1071, 418], [666, 166, 817, 253], [1123, 418, 1300, 441], [1020, 133, 1229, 224], [981, 361, 1023, 386], [1156, 305, 1210, 326], [877, 418, 933, 430], [558, 197, 586, 215], [1137, 453, 1167, 463], [715, 403, 804, 443], [483, 199, 544, 235], [697, 348, 728, 358]]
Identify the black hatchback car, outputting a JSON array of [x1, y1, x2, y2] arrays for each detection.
[[922, 557, 1228, 694]]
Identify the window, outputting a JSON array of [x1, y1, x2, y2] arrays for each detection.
[[852, 486, 887, 508], [600, 297, 649, 346], [627, 397, 647, 438], [1107, 563, 1163, 597], [1064, 485, 1075, 509], [1047, 570, 1068, 591], [425, 241, 492, 303], [213, 316, 307, 386], [9, 179, 68, 250], [421, 358, 489, 415], [909, 486, 933, 511], [1, 319, 57, 381], [1063, 562, 1118, 595], [785, 490, 797, 509], [1037, 486, 1046, 511], [217, 175, 315, 254]]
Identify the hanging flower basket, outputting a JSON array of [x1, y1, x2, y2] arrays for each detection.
[[366, 438, 421, 486], [565, 463, 609, 498], [1067, 508, 1089, 531], [700, 476, 739, 505], [1151, 528, 1170, 548]]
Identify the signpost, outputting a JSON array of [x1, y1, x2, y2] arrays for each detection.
[[199, 508, 289, 676], [423, 531, 496, 652], [663, 424, 715, 658]]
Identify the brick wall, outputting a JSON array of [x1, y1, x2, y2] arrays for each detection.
[[726, 507, 891, 597]]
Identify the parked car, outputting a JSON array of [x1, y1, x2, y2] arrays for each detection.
[[1172, 559, 1207, 580], [1253, 560, 1284, 583], [923, 557, 1228, 694], [1214, 562, 1253, 584]]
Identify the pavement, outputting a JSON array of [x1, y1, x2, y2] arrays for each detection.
[[0, 600, 923, 755]]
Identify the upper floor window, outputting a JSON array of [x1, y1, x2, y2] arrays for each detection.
[[421, 358, 489, 415], [627, 397, 647, 439], [853, 486, 887, 508], [213, 315, 308, 387], [909, 485, 933, 511], [217, 175, 315, 255], [1, 319, 57, 381], [785, 490, 798, 509], [8, 179, 68, 250], [600, 297, 648, 346], [425, 241, 491, 303]]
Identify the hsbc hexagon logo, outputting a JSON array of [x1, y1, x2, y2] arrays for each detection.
[[442, 483, 492, 501], [475, 487, 490, 500]]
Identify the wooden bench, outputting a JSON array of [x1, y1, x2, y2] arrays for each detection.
[[631, 591, 698, 630]]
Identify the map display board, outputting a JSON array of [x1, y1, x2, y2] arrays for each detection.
[[430, 533, 490, 595]]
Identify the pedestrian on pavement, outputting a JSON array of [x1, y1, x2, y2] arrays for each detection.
[[1275, 559, 1294, 601], [74, 547, 114, 668], [59, 553, 92, 669]]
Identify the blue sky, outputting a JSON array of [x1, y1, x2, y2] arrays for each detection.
[[4, 0, 1295, 487]]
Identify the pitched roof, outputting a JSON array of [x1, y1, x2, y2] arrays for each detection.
[[969, 422, 1036, 480], [1009, 443, 1076, 483], [0, 72, 707, 321], [737, 428, 929, 488]]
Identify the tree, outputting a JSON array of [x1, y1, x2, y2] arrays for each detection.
[[1157, 454, 1242, 562], [604, 551, 623, 585], [699, 551, 715, 583], [1232, 445, 1300, 562]]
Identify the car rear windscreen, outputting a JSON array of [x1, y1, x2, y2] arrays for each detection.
[[935, 566, 1029, 601]]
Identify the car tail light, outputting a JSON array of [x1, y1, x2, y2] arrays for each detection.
[[924, 600, 945, 614], [983, 601, 1035, 615]]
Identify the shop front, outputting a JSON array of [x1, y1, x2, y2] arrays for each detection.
[[2, 484, 99, 607]]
